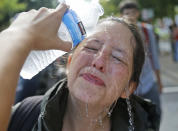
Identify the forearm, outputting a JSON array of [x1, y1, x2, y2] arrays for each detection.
[[0, 29, 31, 130]]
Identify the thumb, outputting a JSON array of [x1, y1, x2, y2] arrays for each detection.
[[53, 36, 72, 52], [52, 3, 72, 52], [52, 3, 69, 33]]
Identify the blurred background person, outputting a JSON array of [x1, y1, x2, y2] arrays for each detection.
[[171, 22, 178, 62], [169, 22, 176, 61], [156, 19, 171, 55]]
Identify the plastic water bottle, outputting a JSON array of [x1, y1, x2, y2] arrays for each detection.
[[20, 1, 104, 79]]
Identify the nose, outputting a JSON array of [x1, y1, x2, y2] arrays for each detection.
[[92, 52, 107, 73]]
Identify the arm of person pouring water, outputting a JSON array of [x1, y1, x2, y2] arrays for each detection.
[[0, 3, 72, 131]]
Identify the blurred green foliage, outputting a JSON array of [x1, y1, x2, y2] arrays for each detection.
[[100, 0, 121, 17], [0, 0, 178, 31], [0, 0, 58, 31], [137, 0, 178, 18], [0, 0, 26, 31], [100, 0, 178, 19], [19, 0, 58, 10]]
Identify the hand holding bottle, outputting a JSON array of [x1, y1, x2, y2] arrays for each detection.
[[7, 3, 72, 52]]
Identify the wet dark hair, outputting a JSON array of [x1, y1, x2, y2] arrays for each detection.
[[98, 17, 145, 85], [119, 0, 139, 14]]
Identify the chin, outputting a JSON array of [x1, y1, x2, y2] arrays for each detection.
[[69, 78, 104, 105], [76, 93, 98, 104]]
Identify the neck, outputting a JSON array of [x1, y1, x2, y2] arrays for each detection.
[[63, 94, 111, 131]]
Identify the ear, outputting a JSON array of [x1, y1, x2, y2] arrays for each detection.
[[120, 82, 137, 98], [66, 54, 72, 69]]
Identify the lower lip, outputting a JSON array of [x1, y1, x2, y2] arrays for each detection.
[[81, 73, 105, 86]]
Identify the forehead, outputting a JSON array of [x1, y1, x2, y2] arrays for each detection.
[[88, 21, 134, 48], [122, 8, 138, 14]]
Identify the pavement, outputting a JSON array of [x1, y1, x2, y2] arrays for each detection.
[[160, 92, 178, 131], [158, 50, 178, 131], [159, 53, 178, 87]]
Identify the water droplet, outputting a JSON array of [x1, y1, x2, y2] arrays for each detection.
[[98, 115, 103, 126], [98, 115, 105, 129], [125, 86, 134, 131], [85, 103, 89, 117]]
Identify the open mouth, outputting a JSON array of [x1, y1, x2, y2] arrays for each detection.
[[80, 73, 105, 86]]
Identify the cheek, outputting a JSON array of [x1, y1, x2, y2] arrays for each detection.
[[109, 64, 130, 83], [106, 65, 130, 99], [67, 51, 94, 88]]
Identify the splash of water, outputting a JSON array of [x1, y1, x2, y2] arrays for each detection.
[[84, 99, 105, 129], [125, 87, 134, 131], [98, 115, 103, 126], [85, 103, 89, 117]]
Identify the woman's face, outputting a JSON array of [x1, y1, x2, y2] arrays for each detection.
[[67, 21, 135, 107]]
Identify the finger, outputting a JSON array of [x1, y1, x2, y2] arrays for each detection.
[[28, 9, 37, 13], [58, 0, 66, 4], [48, 9, 55, 12], [48, 3, 69, 33], [18, 12, 27, 16], [33, 7, 50, 21], [55, 3, 69, 16], [38, 7, 55, 13], [54, 36, 72, 52], [38, 7, 48, 13]]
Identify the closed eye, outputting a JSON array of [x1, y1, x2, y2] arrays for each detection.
[[112, 55, 121, 61], [85, 47, 98, 51], [112, 55, 126, 65]]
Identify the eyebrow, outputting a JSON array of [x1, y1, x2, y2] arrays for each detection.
[[86, 37, 104, 45]]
